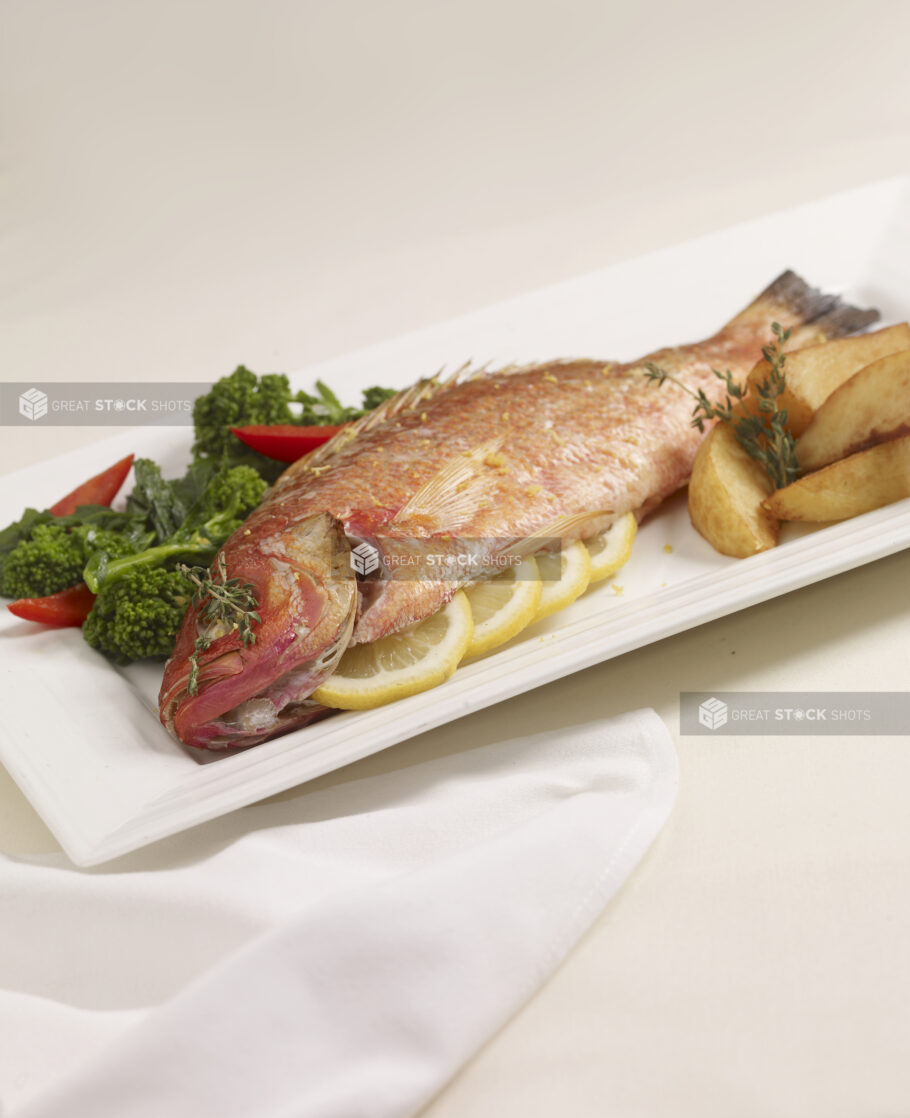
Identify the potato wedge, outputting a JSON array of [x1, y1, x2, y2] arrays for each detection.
[[763, 435, 910, 522], [688, 424, 778, 557], [746, 323, 910, 436], [796, 350, 910, 472]]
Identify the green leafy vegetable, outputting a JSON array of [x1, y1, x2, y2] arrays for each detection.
[[85, 464, 267, 594], [360, 385, 398, 412], [294, 380, 396, 425], [126, 458, 190, 541]]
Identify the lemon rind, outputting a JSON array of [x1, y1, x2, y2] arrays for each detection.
[[533, 540, 592, 622], [464, 556, 542, 659], [585, 512, 637, 584], [313, 591, 474, 710]]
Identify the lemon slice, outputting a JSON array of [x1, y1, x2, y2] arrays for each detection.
[[533, 540, 592, 621], [464, 556, 542, 659], [313, 591, 474, 710], [584, 512, 637, 584]]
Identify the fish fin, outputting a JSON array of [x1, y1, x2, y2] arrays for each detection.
[[301, 362, 489, 472], [734, 269, 879, 344], [388, 438, 506, 532], [505, 508, 618, 555], [282, 360, 595, 489], [303, 360, 587, 468], [294, 359, 599, 478], [300, 375, 441, 470], [481, 358, 589, 380]]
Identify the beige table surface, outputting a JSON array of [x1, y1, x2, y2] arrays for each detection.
[[3, 2, 910, 1114]]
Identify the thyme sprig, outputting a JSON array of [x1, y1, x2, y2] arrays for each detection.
[[644, 322, 798, 489], [179, 552, 261, 695]]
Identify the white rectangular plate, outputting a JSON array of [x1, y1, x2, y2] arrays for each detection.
[[3, 177, 910, 865]]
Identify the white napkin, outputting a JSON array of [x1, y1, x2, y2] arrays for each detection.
[[0, 709, 677, 1118]]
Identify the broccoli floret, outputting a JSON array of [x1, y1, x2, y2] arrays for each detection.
[[83, 566, 192, 663], [192, 366, 296, 463], [190, 366, 397, 482], [195, 465, 267, 535], [0, 523, 85, 599], [0, 504, 148, 600], [0, 507, 54, 563], [77, 526, 141, 560], [0, 519, 146, 600]]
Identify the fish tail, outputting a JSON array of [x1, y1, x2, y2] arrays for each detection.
[[733, 269, 879, 346]]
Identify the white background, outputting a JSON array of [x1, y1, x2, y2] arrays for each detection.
[[3, 2, 910, 1114]]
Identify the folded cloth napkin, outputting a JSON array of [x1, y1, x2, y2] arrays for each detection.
[[0, 708, 677, 1118]]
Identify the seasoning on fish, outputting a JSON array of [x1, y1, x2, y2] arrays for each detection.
[[159, 271, 878, 749]]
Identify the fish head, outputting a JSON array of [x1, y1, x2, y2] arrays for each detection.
[[159, 510, 356, 749]]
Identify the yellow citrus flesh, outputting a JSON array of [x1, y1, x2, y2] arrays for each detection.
[[312, 591, 474, 710], [464, 556, 542, 659], [584, 512, 637, 584], [533, 540, 592, 621]]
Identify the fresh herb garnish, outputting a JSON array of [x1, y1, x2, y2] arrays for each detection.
[[644, 322, 798, 489], [180, 553, 261, 696]]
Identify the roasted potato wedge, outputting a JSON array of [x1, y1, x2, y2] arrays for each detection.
[[796, 350, 910, 471], [763, 434, 910, 522], [688, 423, 778, 557], [746, 323, 910, 436]]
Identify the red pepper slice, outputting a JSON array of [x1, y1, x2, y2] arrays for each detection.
[[48, 453, 135, 516], [7, 583, 96, 627], [230, 425, 342, 463]]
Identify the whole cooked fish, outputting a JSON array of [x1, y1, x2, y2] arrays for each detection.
[[160, 271, 877, 748]]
